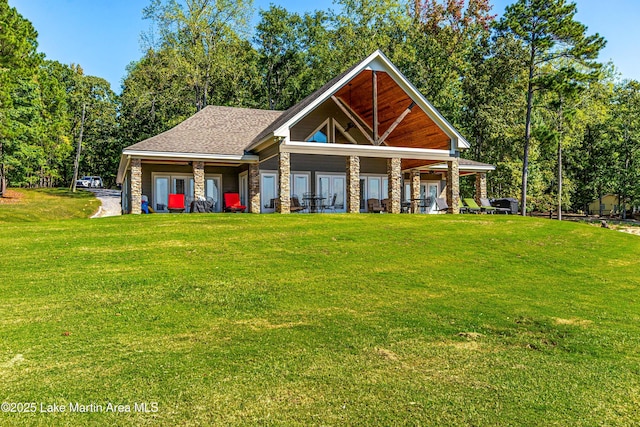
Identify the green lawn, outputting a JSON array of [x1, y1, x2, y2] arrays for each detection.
[[0, 210, 639, 425], [0, 188, 100, 223]]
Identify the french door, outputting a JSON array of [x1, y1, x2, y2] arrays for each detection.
[[261, 172, 278, 213], [153, 175, 194, 212], [239, 172, 248, 208], [205, 176, 222, 212], [404, 181, 440, 213], [360, 175, 389, 212], [291, 173, 310, 199], [317, 174, 346, 212]]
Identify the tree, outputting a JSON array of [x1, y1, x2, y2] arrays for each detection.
[[142, 0, 254, 111], [408, 0, 495, 121], [0, 0, 41, 194], [254, 5, 306, 110], [609, 80, 640, 219], [496, 0, 605, 215]]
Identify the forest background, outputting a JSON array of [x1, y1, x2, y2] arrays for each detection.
[[1, 0, 638, 215]]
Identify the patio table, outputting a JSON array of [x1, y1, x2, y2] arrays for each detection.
[[303, 196, 326, 213]]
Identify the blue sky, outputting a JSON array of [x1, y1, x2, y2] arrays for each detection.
[[8, 0, 640, 93]]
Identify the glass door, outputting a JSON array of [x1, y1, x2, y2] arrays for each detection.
[[317, 174, 346, 213], [291, 173, 309, 199], [172, 176, 194, 212], [360, 175, 388, 212], [427, 182, 439, 213], [205, 176, 222, 212], [261, 172, 277, 213], [239, 172, 248, 208], [154, 175, 170, 212]]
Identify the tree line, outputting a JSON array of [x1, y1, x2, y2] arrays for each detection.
[[1, 0, 639, 216]]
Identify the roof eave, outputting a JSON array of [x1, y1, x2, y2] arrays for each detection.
[[121, 150, 259, 163], [427, 163, 496, 173]]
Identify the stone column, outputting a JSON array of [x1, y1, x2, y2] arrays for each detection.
[[387, 158, 402, 213], [131, 158, 142, 215], [475, 173, 487, 204], [278, 152, 290, 214], [346, 155, 360, 213], [193, 161, 205, 200], [410, 169, 421, 214], [249, 163, 260, 214], [446, 159, 460, 214]]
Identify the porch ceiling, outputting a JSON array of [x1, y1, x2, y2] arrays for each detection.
[[334, 70, 452, 151]]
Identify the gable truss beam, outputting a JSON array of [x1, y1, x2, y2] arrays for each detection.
[[378, 101, 416, 145], [373, 70, 379, 145], [331, 95, 375, 145]]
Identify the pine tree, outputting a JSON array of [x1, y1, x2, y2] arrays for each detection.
[[496, 0, 605, 215]]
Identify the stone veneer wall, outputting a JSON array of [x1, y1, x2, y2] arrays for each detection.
[[410, 169, 421, 214], [249, 163, 260, 213], [131, 158, 142, 215], [387, 158, 402, 213], [475, 173, 487, 204], [278, 152, 290, 213], [193, 161, 205, 200], [446, 159, 460, 214], [346, 156, 360, 213]]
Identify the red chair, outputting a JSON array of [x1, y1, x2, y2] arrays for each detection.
[[224, 193, 246, 213], [168, 193, 185, 213]]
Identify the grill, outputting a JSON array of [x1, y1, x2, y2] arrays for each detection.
[[492, 198, 519, 214]]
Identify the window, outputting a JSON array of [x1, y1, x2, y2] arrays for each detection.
[[305, 119, 330, 143]]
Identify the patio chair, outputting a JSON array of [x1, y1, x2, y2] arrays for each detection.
[[324, 193, 338, 213], [381, 198, 390, 212], [435, 198, 449, 213], [462, 198, 482, 214], [223, 192, 246, 213], [367, 198, 384, 213], [290, 196, 306, 213], [167, 193, 185, 213], [480, 197, 509, 214]]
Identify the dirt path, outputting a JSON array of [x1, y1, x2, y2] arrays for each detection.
[[87, 188, 122, 218]]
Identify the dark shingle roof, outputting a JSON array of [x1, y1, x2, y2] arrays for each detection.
[[124, 106, 283, 156]]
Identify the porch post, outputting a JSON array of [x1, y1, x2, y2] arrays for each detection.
[[446, 159, 460, 214], [249, 163, 260, 213], [131, 158, 142, 215], [387, 158, 401, 213], [193, 161, 205, 200], [475, 173, 487, 204], [346, 155, 360, 213], [278, 152, 290, 214], [410, 169, 420, 214]]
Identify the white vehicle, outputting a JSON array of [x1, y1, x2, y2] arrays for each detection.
[[76, 176, 103, 188]]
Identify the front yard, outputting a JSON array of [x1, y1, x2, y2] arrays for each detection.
[[0, 208, 638, 425]]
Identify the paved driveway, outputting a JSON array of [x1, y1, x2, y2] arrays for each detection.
[[86, 188, 122, 218]]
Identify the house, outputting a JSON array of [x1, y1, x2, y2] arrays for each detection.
[[116, 50, 495, 214], [588, 194, 619, 216]]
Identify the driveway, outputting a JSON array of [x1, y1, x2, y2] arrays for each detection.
[[86, 188, 122, 218]]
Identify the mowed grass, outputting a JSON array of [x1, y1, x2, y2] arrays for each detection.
[[0, 188, 100, 223], [0, 212, 639, 426]]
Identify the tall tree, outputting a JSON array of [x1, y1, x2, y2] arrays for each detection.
[[142, 0, 254, 111], [610, 80, 640, 219], [0, 0, 41, 194], [496, 0, 605, 215], [408, 0, 495, 121]]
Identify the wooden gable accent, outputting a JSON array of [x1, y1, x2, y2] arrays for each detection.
[[334, 70, 452, 151]]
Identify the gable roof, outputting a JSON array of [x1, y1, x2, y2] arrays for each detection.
[[252, 60, 364, 146], [248, 50, 470, 152], [124, 105, 283, 156]]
